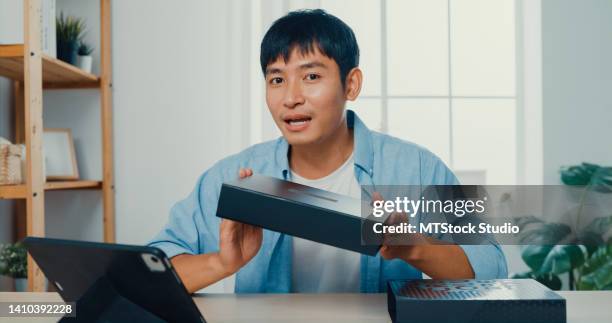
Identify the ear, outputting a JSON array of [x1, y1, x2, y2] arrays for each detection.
[[344, 67, 363, 101]]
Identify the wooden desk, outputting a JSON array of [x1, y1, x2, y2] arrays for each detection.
[[1, 291, 611, 323]]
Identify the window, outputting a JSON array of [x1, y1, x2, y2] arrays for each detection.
[[252, 0, 519, 185], [322, 0, 518, 184]]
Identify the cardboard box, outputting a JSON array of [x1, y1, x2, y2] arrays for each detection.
[[387, 279, 566, 323], [216, 174, 381, 255]]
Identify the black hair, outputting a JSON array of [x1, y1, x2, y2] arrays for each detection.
[[260, 9, 360, 86]]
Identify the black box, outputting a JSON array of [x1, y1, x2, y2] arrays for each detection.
[[387, 279, 566, 323], [215, 174, 381, 255]]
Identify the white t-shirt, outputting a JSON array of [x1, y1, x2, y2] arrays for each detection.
[[290, 152, 362, 292]]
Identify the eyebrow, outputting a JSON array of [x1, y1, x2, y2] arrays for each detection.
[[299, 61, 327, 70], [265, 61, 328, 76], [265, 67, 283, 75]]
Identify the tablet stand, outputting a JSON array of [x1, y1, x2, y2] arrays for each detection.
[[60, 276, 167, 323]]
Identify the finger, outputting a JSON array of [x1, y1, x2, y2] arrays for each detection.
[[389, 212, 403, 224], [221, 219, 240, 232], [238, 168, 254, 179], [379, 246, 392, 259], [372, 192, 384, 202], [245, 224, 262, 236], [220, 220, 239, 243], [223, 219, 237, 225]]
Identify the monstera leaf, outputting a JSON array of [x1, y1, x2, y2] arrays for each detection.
[[514, 163, 612, 290], [521, 245, 554, 272], [579, 216, 612, 255], [561, 163, 601, 186], [516, 216, 575, 273], [515, 216, 572, 245], [561, 163, 612, 193], [578, 243, 612, 290], [589, 167, 612, 193], [539, 245, 587, 275]]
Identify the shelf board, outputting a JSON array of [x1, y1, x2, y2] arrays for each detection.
[[0, 180, 103, 200], [0, 45, 100, 89], [45, 180, 103, 191], [0, 185, 26, 199]]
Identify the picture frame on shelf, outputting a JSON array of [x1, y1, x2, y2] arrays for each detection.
[[43, 128, 79, 181]]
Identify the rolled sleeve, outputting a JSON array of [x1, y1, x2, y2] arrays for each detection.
[[460, 244, 508, 279]]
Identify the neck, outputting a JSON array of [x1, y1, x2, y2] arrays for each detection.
[[289, 117, 354, 179]]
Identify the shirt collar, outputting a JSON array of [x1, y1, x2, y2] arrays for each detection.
[[275, 109, 374, 179]]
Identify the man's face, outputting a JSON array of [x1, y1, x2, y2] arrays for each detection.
[[265, 47, 347, 146]]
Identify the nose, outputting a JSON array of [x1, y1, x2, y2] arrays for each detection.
[[283, 79, 305, 109]]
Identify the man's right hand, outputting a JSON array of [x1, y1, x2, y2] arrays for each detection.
[[217, 168, 263, 274], [171, 168, 263, 293]]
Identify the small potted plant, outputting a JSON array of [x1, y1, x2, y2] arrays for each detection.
[[77, 41, 94, 73], [56, 12, 86, 65], [0, 243, 27, 292]]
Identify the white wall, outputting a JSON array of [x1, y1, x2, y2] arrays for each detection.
[[541, 0, 612, 184], [112, 0, 251, 244], [50, 0, 254, 245]]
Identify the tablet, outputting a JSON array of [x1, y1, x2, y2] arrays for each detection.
[[23, 237, 206, 323]]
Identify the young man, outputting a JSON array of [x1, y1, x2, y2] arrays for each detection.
[[149, 9, 507, 294]]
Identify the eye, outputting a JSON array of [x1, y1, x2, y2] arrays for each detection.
[[269, 77, 283, 85], [305, 73, 320, 81]]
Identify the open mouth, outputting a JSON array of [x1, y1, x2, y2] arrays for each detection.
[[283, 114, 312, 131]]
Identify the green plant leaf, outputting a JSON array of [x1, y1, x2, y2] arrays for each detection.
[[589, 167, 612, 193], [579, 262, 612, 290], [579, 215, 612, 255], [0, 243, 27, 278], [519, 222, 572, 245], [580, 244, 612, 276], [56, 11, 86, 42], [514, 215, 544, 230], [514, 215, 572, 245], [578, 231, 605, 256], [539, 245, 586, 275], [521, 245, 554, 272], [581, 216, 612, 236], [561, 163, 601, 186], [578, 244, 612, 290]]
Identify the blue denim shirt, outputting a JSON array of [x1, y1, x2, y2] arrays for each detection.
[[148, 110, 508, 293]]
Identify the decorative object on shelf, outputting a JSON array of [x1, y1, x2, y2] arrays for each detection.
[[0, 242, 27, 292], [76, 41, 94, 73], [43, 129, 79, 181], [56, 12, 85, 65], [0, 137, 22, 185]]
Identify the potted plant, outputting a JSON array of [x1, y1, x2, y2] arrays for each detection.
[[512, 163, 612, 290], [56, 12, 85, 65], [76, 41, 94, 73], [0, 242, 27, 292]]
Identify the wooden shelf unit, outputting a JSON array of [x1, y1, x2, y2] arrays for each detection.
[[0, 181, 103, 199], [0, 45, 100, 89], [0, 0, 115, 292]]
